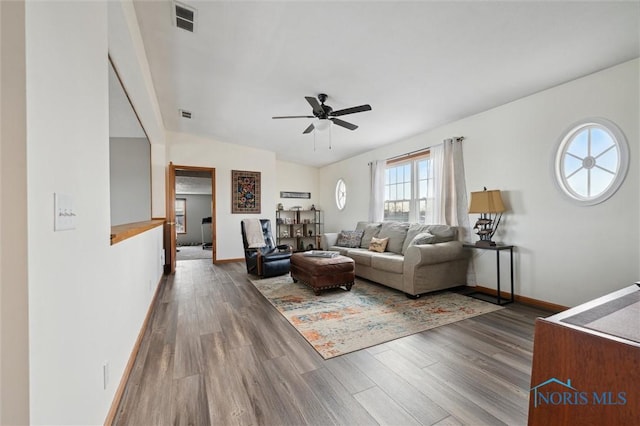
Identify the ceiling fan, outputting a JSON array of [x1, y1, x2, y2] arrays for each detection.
[[272, 93, 372, 134]]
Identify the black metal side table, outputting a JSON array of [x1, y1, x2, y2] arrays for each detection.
[[463, 243, 515, 305]]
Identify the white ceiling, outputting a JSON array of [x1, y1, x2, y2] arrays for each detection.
[[132, 1, 639, 167]]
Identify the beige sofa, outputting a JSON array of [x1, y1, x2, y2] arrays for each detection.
[[323, 221, 470, 298]]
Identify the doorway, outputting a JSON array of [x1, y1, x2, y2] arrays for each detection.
[[166, 163, 216, 273]]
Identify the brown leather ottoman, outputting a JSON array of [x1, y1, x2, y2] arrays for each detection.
[[290, 253, 355, 295]]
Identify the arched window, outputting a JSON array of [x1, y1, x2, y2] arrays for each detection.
[[335, 178, 346, 210]]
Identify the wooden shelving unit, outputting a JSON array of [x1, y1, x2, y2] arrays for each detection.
[[276, 209, 323, 251]]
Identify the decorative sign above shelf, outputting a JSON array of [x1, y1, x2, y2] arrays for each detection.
[[280, 191, 311, 199]]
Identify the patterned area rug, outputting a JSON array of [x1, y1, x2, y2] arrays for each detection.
[[250, 276, 503, 359]]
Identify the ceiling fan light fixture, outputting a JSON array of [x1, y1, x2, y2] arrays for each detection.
[[315, 118, 330, 132]]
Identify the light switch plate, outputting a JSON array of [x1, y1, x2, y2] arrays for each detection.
[[54, 193, 76, 231]]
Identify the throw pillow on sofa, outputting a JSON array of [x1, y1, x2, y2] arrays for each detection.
[[402, 223, 431, 254], [426, 225, 457, 243], [335, 230, 364, 248], [368, 237, 389, 253], [409, 232, 437, 247]]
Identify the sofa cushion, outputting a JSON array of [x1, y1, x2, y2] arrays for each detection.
[[346, 248, 374, 267], [370, 252, 404, 274], [356, 222, 382, 249], [402, 223, 431, 254], [335, 230, 364, 248], [409, 232, 437, 247], [328, 246, 351, 256], [426, 225, 457, 242], [368, 237, 389, 253], [402, 224, 457, 253], [378, 222, 410, 254]]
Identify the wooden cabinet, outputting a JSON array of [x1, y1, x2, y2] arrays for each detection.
[[528, 284, 640, 425], [276, 209, 323, 251]]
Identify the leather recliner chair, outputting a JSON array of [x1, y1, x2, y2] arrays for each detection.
[[241, 219, 292, 278]]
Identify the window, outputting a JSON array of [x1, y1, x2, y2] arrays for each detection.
[[384, 153, 432, 222], [175, 198, 186, 233], [335, 178, 346, 210], [554, 118, 629, 206]]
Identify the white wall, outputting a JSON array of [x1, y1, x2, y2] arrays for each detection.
[[320, 59, 639, 307], [110, 137, 152, 226], [25, 2, 165, 424], [176, 193, 213, 245], [108, 0, 166, 218], [276, 160, 320, 210], [167, 134, 321, 260], [167, 132, 319, 260], [0, 1, 30, 423], [168, 131, 279, 260]]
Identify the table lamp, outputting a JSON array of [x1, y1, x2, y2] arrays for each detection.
[[468, 188, 506, 247]]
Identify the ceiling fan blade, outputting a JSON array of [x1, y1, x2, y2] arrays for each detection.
[[305, 96, 324, 115], [330, 104, 372, 117], [272, 115, 314, 119], [330, 117, 358, 131], [303, 123, 315, 134]]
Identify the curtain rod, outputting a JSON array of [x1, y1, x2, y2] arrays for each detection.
[[375, 136, 465, 164]]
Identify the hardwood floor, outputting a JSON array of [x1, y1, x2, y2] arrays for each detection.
[[113, 259, 555, 426]]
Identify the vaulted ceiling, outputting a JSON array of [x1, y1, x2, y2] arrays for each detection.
[[132, 1, 640, 167]]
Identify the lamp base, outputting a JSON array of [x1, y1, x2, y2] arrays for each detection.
[[475, 240, 496, 247]]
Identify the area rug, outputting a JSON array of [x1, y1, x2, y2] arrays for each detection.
[[250, 276, 504, 359]]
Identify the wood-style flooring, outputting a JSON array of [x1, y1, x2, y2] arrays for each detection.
[[113, 259, 555, 426]]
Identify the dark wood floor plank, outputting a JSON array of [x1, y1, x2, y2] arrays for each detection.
[[426, 325, 532, 391], [347, 349, 449, 425], [261, 355, 336, 426], [302, 367, 378, 425], [433, 416, 464, 426], [324, 355, 375, 394], [195, 294, 222, 336], [353, 386, 421, 426], [423, 359, 528, 425], [244, 281, 325, 374], [230, 344, 305, 425], [200, 332, 258, 425], [173, 296, 204, 379], [374, 349, 506, 426], [384, 337, 440, 368], [116, 331, 175, 425], [217, 301, 253, 349], [170, 374, 211, 426], [114, 260, 552, 426]]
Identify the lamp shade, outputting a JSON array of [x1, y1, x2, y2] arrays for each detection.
[[468, 189, 506, 213]]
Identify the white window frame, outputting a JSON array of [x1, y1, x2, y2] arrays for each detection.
[[553, 118, 629, 206], [383, 153, 432, 222], [335, 178, 346, 211]]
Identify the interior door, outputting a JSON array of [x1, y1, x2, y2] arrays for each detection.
[[167, 164, 216, 271]]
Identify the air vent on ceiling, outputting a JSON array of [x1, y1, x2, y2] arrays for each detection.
[[174, 2, 195, 33], [179, 109, 192, 119]]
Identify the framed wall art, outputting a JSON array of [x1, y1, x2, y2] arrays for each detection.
[[232, 170, 261, 214], [280, 191, 311, 199]]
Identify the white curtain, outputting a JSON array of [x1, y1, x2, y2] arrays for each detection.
[[431, 137, 476, 284], [368, 160, 385, 222], [431, 138, 469, 228]]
